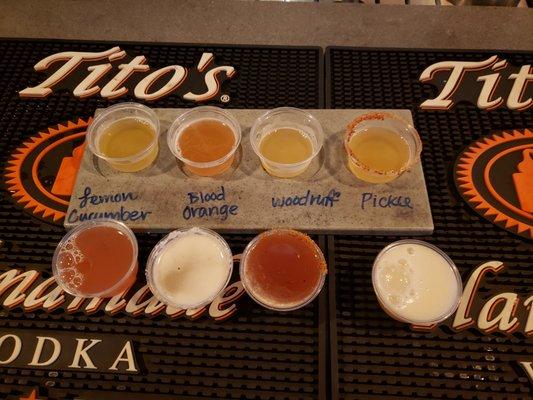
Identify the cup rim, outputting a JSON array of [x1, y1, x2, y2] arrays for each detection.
[[87, 102, 161, 164], [145, 227, 234, 310], [250, 107, 324, 169], [240, 229, 327, 312], [344, 112, 422, 178], [371, 239, 463, 326], [166, 106, 242, 169], [52, 218, 139, 298]]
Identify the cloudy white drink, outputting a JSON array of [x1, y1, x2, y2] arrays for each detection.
[[372, 240, 462, 325], [146, 227, 233, 309]]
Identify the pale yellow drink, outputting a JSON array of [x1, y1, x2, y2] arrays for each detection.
[[99, 118, 158, 172], [259, 128, 313, 178], [347, 127, 410, 183]]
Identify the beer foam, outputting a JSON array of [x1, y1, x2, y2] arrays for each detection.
[[56, 237, 85, 291], [374, 243, 461, 324], [376, 259, 418, 309]]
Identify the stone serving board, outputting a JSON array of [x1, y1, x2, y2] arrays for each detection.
[[66, 109, 433, 234]]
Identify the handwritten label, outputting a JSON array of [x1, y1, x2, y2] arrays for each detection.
[[361, 192, 413, 210], [67, 186, 152, 223], [272, 189, 341, 208], [182, 186, 238, 221]]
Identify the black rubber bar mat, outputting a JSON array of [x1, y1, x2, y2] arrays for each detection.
[[0, 39, 326, 399], [326, 48, 533, 399]]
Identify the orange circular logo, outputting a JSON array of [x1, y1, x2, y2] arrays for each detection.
[[4, 119, 91, 224], [455, 129, 533, 240]]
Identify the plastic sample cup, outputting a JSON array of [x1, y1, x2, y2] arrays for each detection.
[[372, 240, 463, 326], [52, 219, 138, 298], [167, 106, 241, 177], [87, 102, 160, 173], [344, 112, 422, 184], [146, 227, 233, 309], [250, 107, 324, 178], [240, 229, 327, 311]]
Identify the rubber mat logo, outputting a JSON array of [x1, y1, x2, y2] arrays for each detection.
[[0, 268, 245, 321], [451, 261, 532, 336], [0, 328, 139, 375], [419, 55, 532, 111], [19, 47, 235, 103], [455, 129, 533, 240], [4, 119, 90, 224]]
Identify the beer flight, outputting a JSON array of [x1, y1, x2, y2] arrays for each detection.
[[53, 102, 463, 325]]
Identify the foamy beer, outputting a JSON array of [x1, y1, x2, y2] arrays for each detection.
[[52, 219, 139, 298], [372, 240, 463, 326]]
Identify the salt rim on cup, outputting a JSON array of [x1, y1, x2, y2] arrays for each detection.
[[240, 229, 327, 312], [344, 112, 422, 183]]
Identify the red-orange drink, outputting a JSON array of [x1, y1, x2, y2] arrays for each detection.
[[240, 229, 327, 311], [178, 119, 236, 176], [167, 106, 241, 177], [53, 220, 138, 298]]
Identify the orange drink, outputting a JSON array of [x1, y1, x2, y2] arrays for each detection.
[[52, 220, 138, 298], [168, 107, 241, 177], [240, 229, 327, 311]]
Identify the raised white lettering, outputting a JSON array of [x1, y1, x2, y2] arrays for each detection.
[[109, 341, 137, 372], [523, 295, 533, 336], [100, 56, 150, 99], [29, 336, 61, 366], [23, 277, 65, 312], [0, 334, 22, 364], [507, 65, 533, 110], [478, 293, 519, 333], [453, 261, 504, 330], [73, 64, 114, 98], [420, 56, 498, 110], [183, 65, 235, 102], [209, 282, 245, 320], [519, 361, 533, 382], [19, 47, 124, 98], [0, 269, 40, 309], [134, 66, 187, 101], [68, 338, 101, 369]]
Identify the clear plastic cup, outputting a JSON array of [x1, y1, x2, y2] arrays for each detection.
[[250, 107, 324, 178], [52, 219, 138, 298], [344, 112, 422, 184], [146, 227, 233, 310], [167, 106, 241, 177], [240, 229, 327, 311], [87, 102, 160, 173], [372, 239, 463, 327]]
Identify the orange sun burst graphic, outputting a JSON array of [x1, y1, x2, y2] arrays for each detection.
[[456, 128, 533, 240], [4, 118, 91, 223]]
